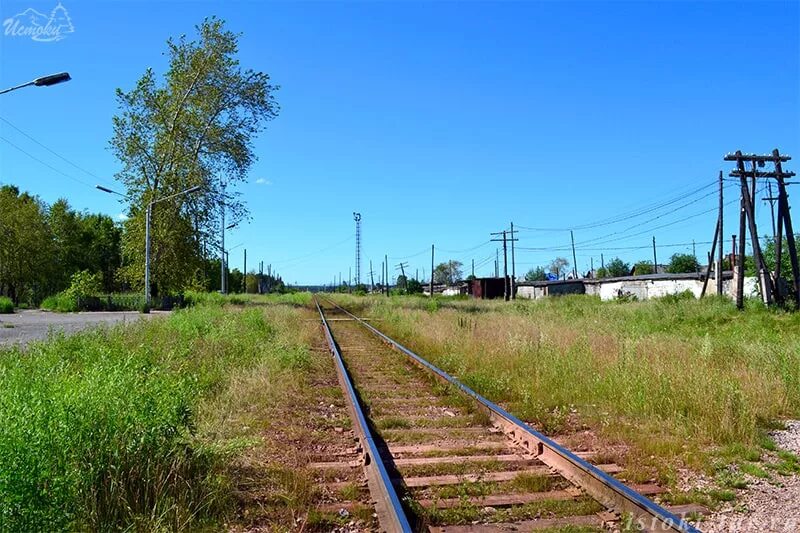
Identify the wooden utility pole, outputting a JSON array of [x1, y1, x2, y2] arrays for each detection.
[[396, 262, 409, 290], [652, 236, 658, 275], [570, 230, 578, 278], [701, 217, 720, 298], [774, 149, 800, 306], [725, 150, 798, 307], [510, 222, 517, 298], [765, 181, 778, 242], [491, 228, 518, 301], [430, 245, 434, 297]]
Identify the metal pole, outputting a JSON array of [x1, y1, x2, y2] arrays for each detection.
[[145, 202, 152, 306], [717, 170, 724, 295], [243, 249, 247, 293], [220, 184, 226, 294], [385, 254, 389, 296], [570, 230, 578, 278]]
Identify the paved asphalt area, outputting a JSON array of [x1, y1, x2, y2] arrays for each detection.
[[0, 310, 162, 347]]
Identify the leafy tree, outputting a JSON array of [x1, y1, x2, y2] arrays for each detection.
[[433, 260, 463, 285], [0, 186, 54, 304], [525, 266, 548, 281], [110, 18, 278, 295], [396, 274, 408, 289], [602, 257, 630, 278], [666, 253, 700, 274], [633, 261, 654, 275], [228, 268, 244, 293], [406, 278, 423, 294], [548, 257, 570, 278]]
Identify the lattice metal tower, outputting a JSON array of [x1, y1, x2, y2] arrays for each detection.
[[353, 212, 362, 285]]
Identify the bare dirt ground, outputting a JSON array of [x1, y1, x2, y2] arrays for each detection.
[[0, 309, 161, 347], [702, 421, 800, 533]]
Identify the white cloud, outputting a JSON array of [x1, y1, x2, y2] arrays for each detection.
[[116, 213, 129, 221], [255, 178, 272, 185]]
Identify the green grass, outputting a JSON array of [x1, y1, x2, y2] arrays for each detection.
[[0, 296, 13, 314], [0, 302, 312, 531], [330, 293, 800, 478]]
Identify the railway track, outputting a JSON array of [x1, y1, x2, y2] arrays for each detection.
[[312, 295, 704, 532]]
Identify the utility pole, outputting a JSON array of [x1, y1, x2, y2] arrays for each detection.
[[652, 236, 657, 275], [396, 262, 409, 290], [601, 253, 605, 271], [570, 230, 578, 279], [773, 148, 800, 306], [491, 229, 516, 301], [764, 181, 778, 242], [472, 259, 475, 278], [495, 249, 499, 278], [243, 249, 247, 293], [369, 260, 375, 292], [725, 150, 795, 307], [348, 267, 351, 293], [430, 245, 434, 297], [590, 257, 594, 278], [380, 262, 384, 294], [220, 182, 226, 294], [717, 170, 724, 295], [510, 222, 517, 299], [385, 254, 389, 297]]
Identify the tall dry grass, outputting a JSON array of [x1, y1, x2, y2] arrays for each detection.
[[333, 293, 800, 477]]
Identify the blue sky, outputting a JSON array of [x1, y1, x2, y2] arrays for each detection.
[[1, 0, 798, 285]]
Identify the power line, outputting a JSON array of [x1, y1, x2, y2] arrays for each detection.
[[271, 235, 353, 266], [0, 134, 96, 189], [0, 116, 116, 187], [516, 179, 718, 232]]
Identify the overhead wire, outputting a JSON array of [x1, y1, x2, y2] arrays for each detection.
[[516, 179, 718, 233], [0, 135, 96, 189], [0, 116, 116, 187]]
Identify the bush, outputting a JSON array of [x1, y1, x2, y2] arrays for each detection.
[[0, 297, 13, 314], [41, 294, 79, 313]]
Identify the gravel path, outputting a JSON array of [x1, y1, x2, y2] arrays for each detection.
[[702, 421, 800, 532], [0, 310, 162, 347]]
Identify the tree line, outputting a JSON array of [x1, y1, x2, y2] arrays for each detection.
[[1, 18, 279, 306]]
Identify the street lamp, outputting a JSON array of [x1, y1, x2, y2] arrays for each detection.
[[97, 184, 201, 306], [0, 72, 71, 95]]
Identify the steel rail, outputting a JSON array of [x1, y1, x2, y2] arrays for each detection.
[[321, 296, 701, 533], [313, 297, 412, 533]]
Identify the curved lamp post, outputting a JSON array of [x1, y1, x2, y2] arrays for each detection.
[[97, 184, 201, 306]]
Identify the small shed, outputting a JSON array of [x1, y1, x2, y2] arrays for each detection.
[[466, 277, 507, 299]]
